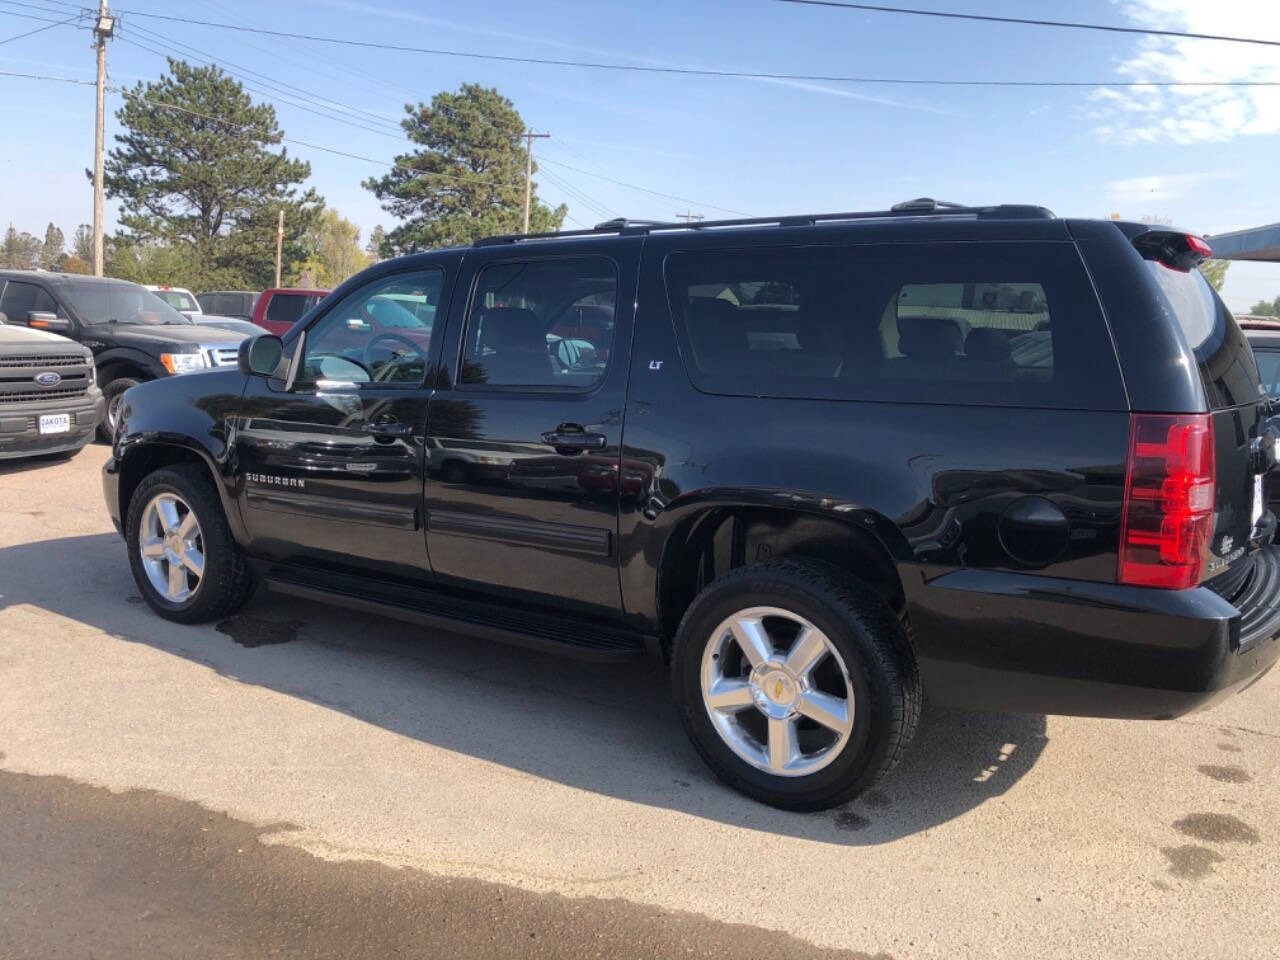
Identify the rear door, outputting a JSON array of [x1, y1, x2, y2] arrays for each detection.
[[424, 239, 640, 617]]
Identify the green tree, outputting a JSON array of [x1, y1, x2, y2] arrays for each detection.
[[298, 209, 370, 287], [364, 83, 565, 252], [365, 224, 386, 260], [1199, 258, 1230, 291], [0, 225, 41, 269], [59, 255, 91, 275], [103, 58, 323, 289], [1249, 299, 1279, 317], [71, 224, 93, 262], [39, 223, 65, 270]]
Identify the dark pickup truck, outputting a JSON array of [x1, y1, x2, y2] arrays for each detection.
[[103, 201, 1280, 810], [0, 271, 248, 439], [0, 314, 102, 459]]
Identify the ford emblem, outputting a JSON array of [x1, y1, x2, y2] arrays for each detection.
[[34, 371, 62, 387]]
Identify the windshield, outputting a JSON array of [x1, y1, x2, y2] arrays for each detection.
[[153, 289, 198, 312], [60, 282, 191, 326]]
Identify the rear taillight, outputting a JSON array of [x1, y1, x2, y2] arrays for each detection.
[[1119, 413, 1215, 589]]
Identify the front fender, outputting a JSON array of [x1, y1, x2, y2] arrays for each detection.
[[113, 370, 249, 543], [92, 346, 166, 381]]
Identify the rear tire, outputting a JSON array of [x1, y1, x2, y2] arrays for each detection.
[[671, 557, 921, 811], [126, 464, 255, 624]]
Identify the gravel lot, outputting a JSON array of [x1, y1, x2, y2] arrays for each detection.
[[2, 446, 1278, 959]]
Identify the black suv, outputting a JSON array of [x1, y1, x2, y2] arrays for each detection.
[[0, 271, 248, 438], [102, 201, 1280, 810]]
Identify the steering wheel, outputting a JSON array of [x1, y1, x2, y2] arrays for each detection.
[[363, 333, 424, 381]]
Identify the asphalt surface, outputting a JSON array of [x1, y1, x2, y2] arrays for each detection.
[[1, 446, 1278, 959]]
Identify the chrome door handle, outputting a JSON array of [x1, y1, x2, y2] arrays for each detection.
[[363, 421, 414, 437], [540, 430, 607, 451]]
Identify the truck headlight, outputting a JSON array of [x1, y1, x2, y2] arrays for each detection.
[[160, 351, 208, 375]]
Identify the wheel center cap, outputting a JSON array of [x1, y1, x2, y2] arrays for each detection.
[[754, 669, 796, 708]]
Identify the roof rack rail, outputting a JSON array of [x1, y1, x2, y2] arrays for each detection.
[[473, 199, 1055, 246]]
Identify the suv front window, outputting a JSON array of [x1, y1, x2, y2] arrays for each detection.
[[60, 282, 190, 326]]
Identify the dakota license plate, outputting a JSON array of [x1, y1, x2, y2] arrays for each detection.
[[38, 413, 70, 435], [1253, 474, 1265, 526]]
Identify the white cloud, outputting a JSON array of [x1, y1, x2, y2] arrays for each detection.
[[1104, 170, 1239, 204], [1093, 0, 1280, 143]]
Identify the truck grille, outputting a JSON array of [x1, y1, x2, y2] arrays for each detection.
[[0, 386, 89, 403], [0, 352, 93, 403], [205, 345, 240, 367], [0, 353, 85, 368]]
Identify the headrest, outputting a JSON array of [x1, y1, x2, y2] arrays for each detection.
[[897, 315, 962, 362], [480, 308, 544, 352], [965, 327, 1012, 363], [685, 298, 746, 358]]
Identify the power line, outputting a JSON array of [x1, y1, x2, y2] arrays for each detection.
[[537, 157, 751, 217], [776, 0, 1280, 50], [110, 10, 1280, 88], [115, 35, 409, 142], [124, 20, 406, 135], [0, 4, 75, 25], [0, 10, 76, 43]]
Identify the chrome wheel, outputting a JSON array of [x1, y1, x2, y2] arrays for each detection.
[[700, 606, 855, 777], [106, 393, 123, 433], [138, 492, 204, 603]]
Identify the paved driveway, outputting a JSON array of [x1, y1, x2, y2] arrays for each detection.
[[1, 447, 1277, 958]]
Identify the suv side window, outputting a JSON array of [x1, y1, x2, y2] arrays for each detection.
[[460, 258, 616, 390], [298, 268, 443, 387], [664, 242, 1123, 409], [0, 281, 58, 323]]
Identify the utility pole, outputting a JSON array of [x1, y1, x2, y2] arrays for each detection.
[[92, 0, 115, 276], [675, 210, 704, 224], [274, 209, 284, 287], [522, 130, 550, 234]]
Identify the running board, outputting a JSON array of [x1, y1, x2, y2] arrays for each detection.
[[259, 564, 648, 662]]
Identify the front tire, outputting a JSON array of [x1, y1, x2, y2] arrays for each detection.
[[99, 376, 140, 442], [126, 464, 255, 624], [672, 558, 921, 811]]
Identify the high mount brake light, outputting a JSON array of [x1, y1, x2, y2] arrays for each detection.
[[1132, 231, 1213, 272], [1119, 413, 1216, 589]]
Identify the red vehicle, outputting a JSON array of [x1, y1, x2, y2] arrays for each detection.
[[251, 288, 329, 336]]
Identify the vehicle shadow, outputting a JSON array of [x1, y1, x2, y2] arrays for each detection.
[[0, 532, 1049, 845]]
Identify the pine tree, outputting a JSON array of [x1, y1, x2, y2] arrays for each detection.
[[39, 223, 65, 270], [364, 84, 565, 253], [103, 58, 323, 289]]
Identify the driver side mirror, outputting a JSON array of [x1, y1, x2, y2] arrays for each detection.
[[28, 311, 70, 332], [238, 334, 285, 378]]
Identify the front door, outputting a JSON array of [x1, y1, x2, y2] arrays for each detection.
[[234, 264, 450, 583], [425, 242, 639, 616]]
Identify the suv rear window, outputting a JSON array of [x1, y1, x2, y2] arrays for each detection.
[[1145, 263, 1260, 409], [664, 242, 1124, 409], [265, 293, 323, 328]]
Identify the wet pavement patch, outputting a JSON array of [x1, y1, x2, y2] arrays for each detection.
[[1161, 845, 1225, 880], [0, 768, 887, 960], [1173, 813, 1261, 845], [834, 811, 870, 832], [1196, 764, 1252, 784], [863, 790, 891, 809], [216, 616, 303, 648]]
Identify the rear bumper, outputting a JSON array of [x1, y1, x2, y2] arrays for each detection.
[[0, 392, 103, 460], [911, 550, 1280, 719]]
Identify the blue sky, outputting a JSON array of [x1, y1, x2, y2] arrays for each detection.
[[2, 0, 1278, 309]]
